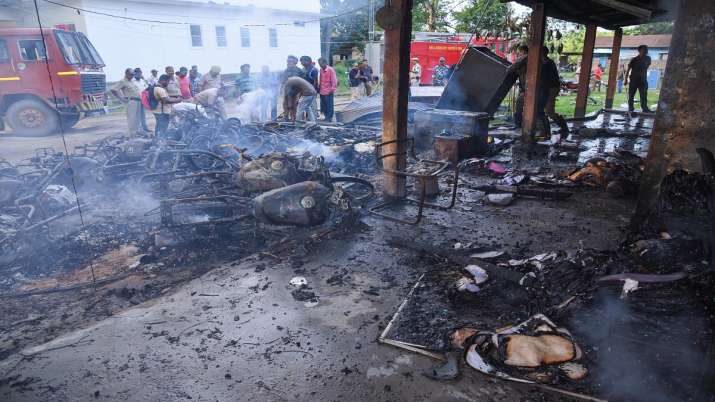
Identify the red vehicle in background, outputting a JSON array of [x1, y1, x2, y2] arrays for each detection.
[[410, 32, 515, 86], [0, 28, 106, 136]]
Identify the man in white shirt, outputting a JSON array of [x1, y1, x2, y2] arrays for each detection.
[[147, 69, 159, 86], [410, 57, 422, 86], [132, 68, 150, 133]]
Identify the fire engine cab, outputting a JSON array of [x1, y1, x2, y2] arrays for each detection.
[[410, 32, 516, 86], [0, 28, 106, 136]]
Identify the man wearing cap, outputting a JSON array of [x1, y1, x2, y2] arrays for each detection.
[[111, 68, 143, 137], [199, 66, 222, 92], [191, 86, 228, 119], [410, 57, 422, 86]]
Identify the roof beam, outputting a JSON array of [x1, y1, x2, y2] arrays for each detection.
[[591, 0, 653, 19]]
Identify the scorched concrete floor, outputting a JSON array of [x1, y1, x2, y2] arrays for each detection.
[[0, 182, 632, 401]]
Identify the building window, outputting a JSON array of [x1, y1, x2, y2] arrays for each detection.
[[268, 28, 278, 48], [240, 27, 250, 47], [54, 23, 76, 32], [190, 25, 202, 47], [216, 26, 227, 47], [0, 40, 9, 63], [18, 39, 47, 61]]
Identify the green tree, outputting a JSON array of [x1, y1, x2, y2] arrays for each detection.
[[624, 21, 673, 35], [561, 28, 585, 53], [452, 0, 517, 37], [320, 0, 370, 61], [412, 0, 453, 32]]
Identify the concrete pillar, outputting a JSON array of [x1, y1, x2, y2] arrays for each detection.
[[381, 0, 413, 198], [605, 28, 622, 109], [632, 0, 715, 228], [574, 24, 597, 118], [522, 2, 546, 138]]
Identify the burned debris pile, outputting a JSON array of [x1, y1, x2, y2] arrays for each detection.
[[0, 115, 380, 294], [373, 109, 713, 401], [382, 231, 713, 401]]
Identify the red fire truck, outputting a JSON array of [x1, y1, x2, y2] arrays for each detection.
[[410, 33, 515, 86], [0, 28, 106, 136]]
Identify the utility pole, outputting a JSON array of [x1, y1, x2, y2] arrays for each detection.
[[368, 0, 375, 42]]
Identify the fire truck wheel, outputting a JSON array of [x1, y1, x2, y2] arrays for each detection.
[[6, 99, 60, 137], [60, 112, 81, 129]]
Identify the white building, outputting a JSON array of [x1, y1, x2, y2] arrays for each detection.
[[2, 0, 322, 80]]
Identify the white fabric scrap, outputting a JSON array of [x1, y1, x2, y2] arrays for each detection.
[[620, 278, 639, 298]]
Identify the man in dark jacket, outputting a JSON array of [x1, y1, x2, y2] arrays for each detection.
[[539, 46, 569, 136], [507, 45, 568, 136], [348, 63, 364, 100], [625, 45, 652, 113]]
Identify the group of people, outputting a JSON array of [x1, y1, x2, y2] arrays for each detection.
[[347, 59, 375, 100], [409, 56, 452, 86], [111, 64, 228, 137], [508, 43, 653, 140], [280, 55, 338, 123], [111, 55, 345, 137]]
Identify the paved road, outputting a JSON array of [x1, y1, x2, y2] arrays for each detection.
[[1, 94, 355, 164], [0, 113, 126, 164]]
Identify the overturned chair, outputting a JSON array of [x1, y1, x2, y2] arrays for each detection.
[[369, 136, 459, 225]]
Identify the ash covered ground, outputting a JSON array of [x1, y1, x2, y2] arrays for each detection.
[[0, 112, 713, 402]]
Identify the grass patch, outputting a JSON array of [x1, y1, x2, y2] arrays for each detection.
[[554, 88, 660, 117]]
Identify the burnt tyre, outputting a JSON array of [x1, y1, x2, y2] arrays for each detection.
[[6, 99, 60, 137], [60, 112, 81, 129]]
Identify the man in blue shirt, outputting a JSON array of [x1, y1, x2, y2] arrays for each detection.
[[300, 56, 319, 120], [235, 63, 256, 98], [300, 56, 319, 90]]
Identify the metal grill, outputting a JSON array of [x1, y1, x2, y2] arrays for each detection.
[[80, 73, 106, 94]]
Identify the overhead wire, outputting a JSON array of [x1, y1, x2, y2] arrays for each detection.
[[31, 0, 97, 289], [41, 0, 370, 28]]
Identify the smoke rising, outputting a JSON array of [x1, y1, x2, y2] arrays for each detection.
[[575, 288, 709, 402]]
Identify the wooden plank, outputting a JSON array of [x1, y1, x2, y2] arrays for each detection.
[[592, 0, 652, 19], [381, 0, 413, 198], [521, 2, 546, 138], [605, 28, 622, 109], [574, 24, 597, 118]]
